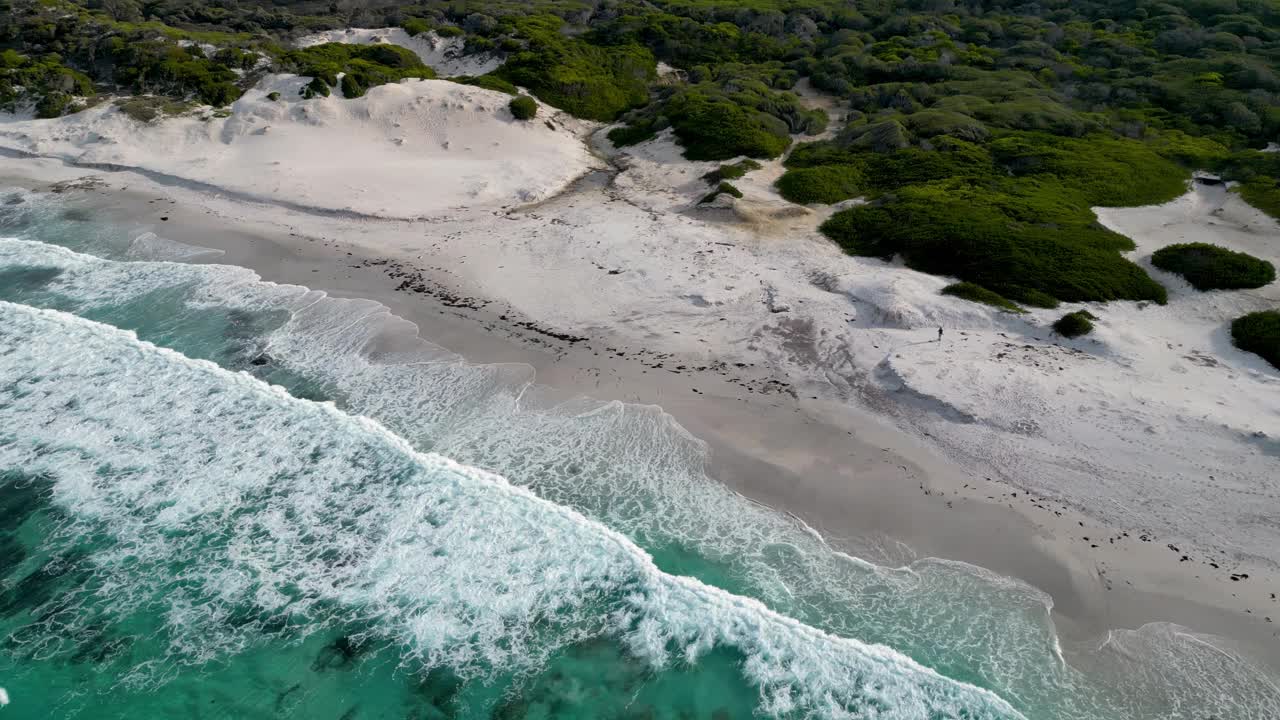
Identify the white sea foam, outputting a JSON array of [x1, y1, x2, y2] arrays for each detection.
[[125, 232, 224, 262], [0, 301, 1024, 719]]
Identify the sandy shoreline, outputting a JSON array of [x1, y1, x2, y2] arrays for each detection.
[[3, 155, 1277, 675]]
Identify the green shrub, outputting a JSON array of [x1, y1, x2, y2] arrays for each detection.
[[1053, 311, 1096, 338], [1237, 177, 1280, 220], [1151, 243, 1276, 290], [452, 74, 518, 95], [703, 160, 761, 183], [665, 92, 791, 160], [903, 110, 989, 142], [971, 96, 1096, 137], [400, 18, 433, 37], [819, 177, 1168, 305], [777, 166, 863, 204], [509, 95, 537, 120], [0, 52, 93, 116], [339, 73, 365, 98], [600, 61, 823, 161], [302, 76, 330, 99], [941, 282, 1025, 313], [108, 38, 242, 107], [1231, 310, 1280, 369], [495, 16, 653, 122], [990, 285, 1060, 309], [266, 91, 280, 101], [784, 140, 996, 202], [34, 91, 71, 118], [1148, 130, 1231, 168], [114, 95, 192, 121], [608, 122, 658, 147], [838, 119, 911, 153], [283, 43, 435, 101], [990, 133, 1190, 207], [700, 182, 743, 204]]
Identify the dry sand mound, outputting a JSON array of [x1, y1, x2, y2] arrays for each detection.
[[0, 76, 600, 218]]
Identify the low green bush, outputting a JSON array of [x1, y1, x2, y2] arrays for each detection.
[[989, 285, 1060, 309], [114, 95, 193, 121], [452, 74, 518, 95], [819, 177, 1168, 305], [400, 18, 433, 37], [703, 160, 761, 183], [496, 15, 653, 122], [1237, 177, 1280, 220], [35, 91, 72, 118], [1, 51, 94, 117], [941, 282, 1024, 313], [1053, 310, 1096, 338], [700, 182, 742, 204], [838, 118, 911, 153], [1231, 310, 1280, 369], [339, 73, 364, 98], [971, 96, 1097, 137], [776, 165, 863, 204], [664, 91, 791, 160], [607, 122, 658, 148], [509, 95, 537, 120], [903, 109, 989, 142], [302, 76, 329, 99], [990, 133, 1190, 208], [1151, 243, 1276, 291], [109, 39, 241, 106], [612, 63, 823, 161], [781, 139, 995, 204], [283, 43, 435, 100]]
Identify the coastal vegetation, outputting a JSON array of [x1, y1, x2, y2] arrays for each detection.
[[1238, 177, 1280, 218], [1222, 151, 1280, 219], [1053, 310, 1097, 338], [452, 74, 517, 95], [2, 0, 1279, 307], [609, 62, 828, 160], [114, 95, 194, 122], [820, 177, 1167, 305], [792, 131, 1196, 304], [703, 159, 761, 184], [281, 43, 434, 99], [1151, 243, 1276, 290], [777, 165, 863, 205], [509, 95, 537, 121], [941, 283, 1025, 314], [493, 15, 654, 122], [1231, 310, 1280, 369], [700, 181, 743, 204]]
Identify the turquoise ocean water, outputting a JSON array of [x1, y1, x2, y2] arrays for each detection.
[[0, 187, 1278, 719]]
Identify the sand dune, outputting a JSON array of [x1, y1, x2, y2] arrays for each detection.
[[0, 75, 599, 219]]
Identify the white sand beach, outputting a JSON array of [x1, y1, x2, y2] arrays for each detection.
[[2, 57, 1278, 674]]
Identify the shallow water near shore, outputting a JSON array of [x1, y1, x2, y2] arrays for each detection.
[[1, 188, 1278, 718]]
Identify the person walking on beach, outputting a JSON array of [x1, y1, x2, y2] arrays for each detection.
[[937, 326, 943, 342]]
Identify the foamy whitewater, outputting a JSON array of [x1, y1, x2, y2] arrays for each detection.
[[1, 189, 1278, 718]]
